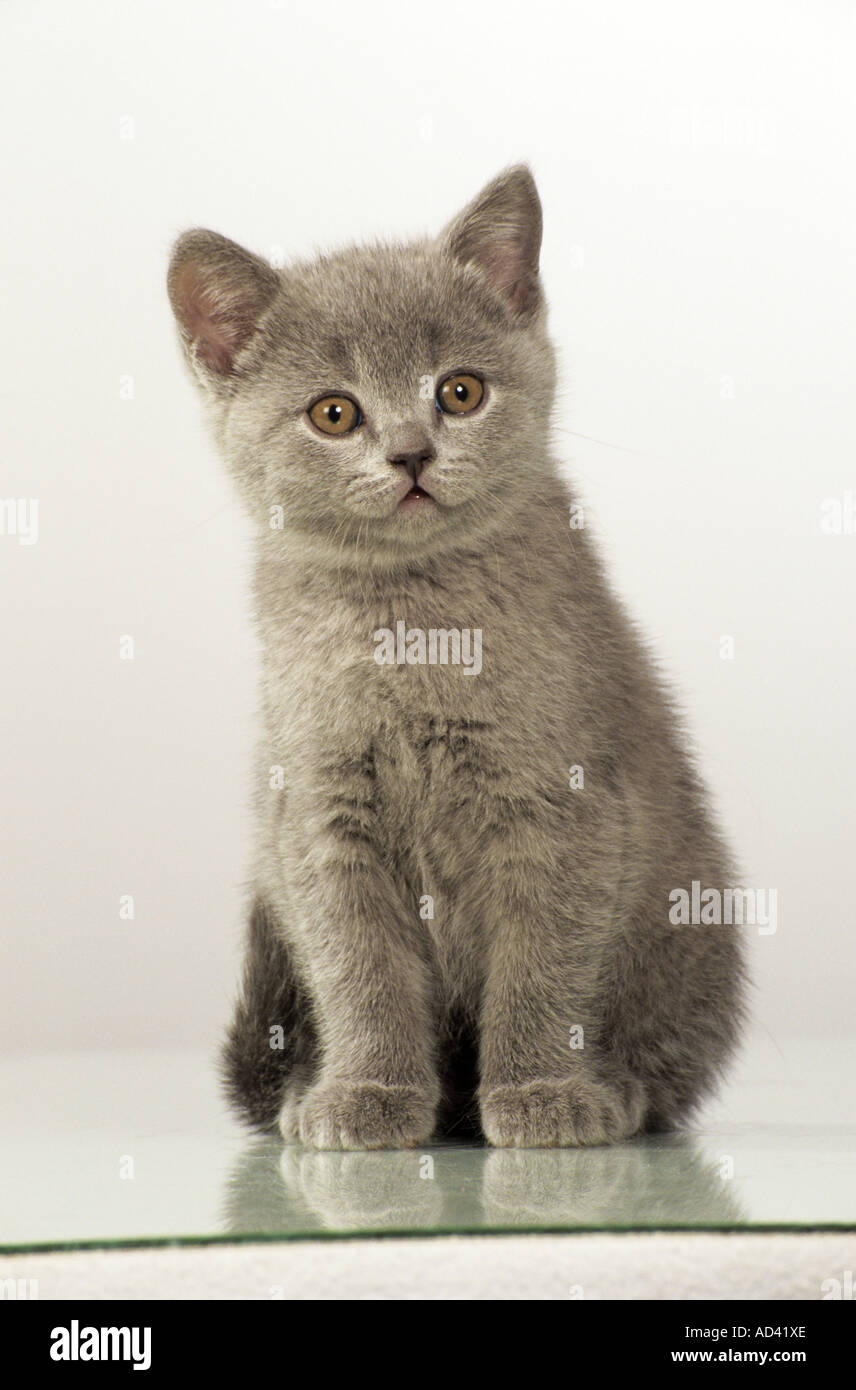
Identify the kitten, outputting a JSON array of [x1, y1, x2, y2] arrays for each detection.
[[168, 166, 745, 1149]]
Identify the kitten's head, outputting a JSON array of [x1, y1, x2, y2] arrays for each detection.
[[168, 166, 557, 569]]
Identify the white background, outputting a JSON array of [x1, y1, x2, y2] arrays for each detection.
[[2, 0, 854, 1062]]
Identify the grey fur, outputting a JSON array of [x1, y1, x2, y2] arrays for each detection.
[[168, 166, 745, 1148]]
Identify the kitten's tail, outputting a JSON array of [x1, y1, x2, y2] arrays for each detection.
[[220, 897, 317, 1132]]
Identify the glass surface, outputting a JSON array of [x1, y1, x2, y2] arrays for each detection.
[[1, 1034, 854, 1249]]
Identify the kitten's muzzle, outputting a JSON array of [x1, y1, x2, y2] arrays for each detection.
[[388, 444, 435, 483]]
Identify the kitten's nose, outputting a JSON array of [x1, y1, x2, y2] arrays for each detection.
[[387, 432, 435, 482]]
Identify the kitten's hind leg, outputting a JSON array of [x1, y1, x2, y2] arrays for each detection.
[[220, 897, 318, 1133], [277, 1063, 314, 1141]]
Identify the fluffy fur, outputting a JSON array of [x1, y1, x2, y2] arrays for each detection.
[[168, 166, 745, 1149]]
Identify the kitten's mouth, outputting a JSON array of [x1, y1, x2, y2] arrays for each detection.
[[398, 484, 434, 513]]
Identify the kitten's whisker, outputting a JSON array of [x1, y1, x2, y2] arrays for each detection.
[[554, 427, 651, 458]]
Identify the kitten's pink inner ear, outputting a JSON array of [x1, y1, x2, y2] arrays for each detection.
[[484, 248, 539, 316], [171, 263, 244, 375], [443, 166, 543, 321]]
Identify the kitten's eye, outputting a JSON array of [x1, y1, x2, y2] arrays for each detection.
[[308, 395, 362, 435], [436, 373, 484, 415]]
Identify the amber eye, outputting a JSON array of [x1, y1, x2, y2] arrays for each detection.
[[436, 373, 484, 415], [308, 395, 362, 435]]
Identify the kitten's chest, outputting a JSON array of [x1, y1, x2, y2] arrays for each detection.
[[375, 703, 495, 818], [268, 563, 573, 829]]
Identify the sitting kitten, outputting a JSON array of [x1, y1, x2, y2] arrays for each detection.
[[168, 166, 745, 1149]]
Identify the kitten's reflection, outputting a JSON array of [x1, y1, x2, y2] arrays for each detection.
[[222, 1133, 744, 1234], [481, 1137, 745, 1226], [277, 1146, 447, 1229]]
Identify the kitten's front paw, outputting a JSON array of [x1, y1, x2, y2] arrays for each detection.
[[480, 1075, 645, 1148], [296, 1081, 436, 1151]]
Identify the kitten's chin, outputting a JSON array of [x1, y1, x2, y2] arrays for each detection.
[[276, 490, 508, 571]]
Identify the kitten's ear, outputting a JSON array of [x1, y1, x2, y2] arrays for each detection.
[[440, 165, 543, 321], [167, 230, 280, 384]]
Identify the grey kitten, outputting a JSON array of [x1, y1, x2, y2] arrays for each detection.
[[168, 166, 745, 1149]]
